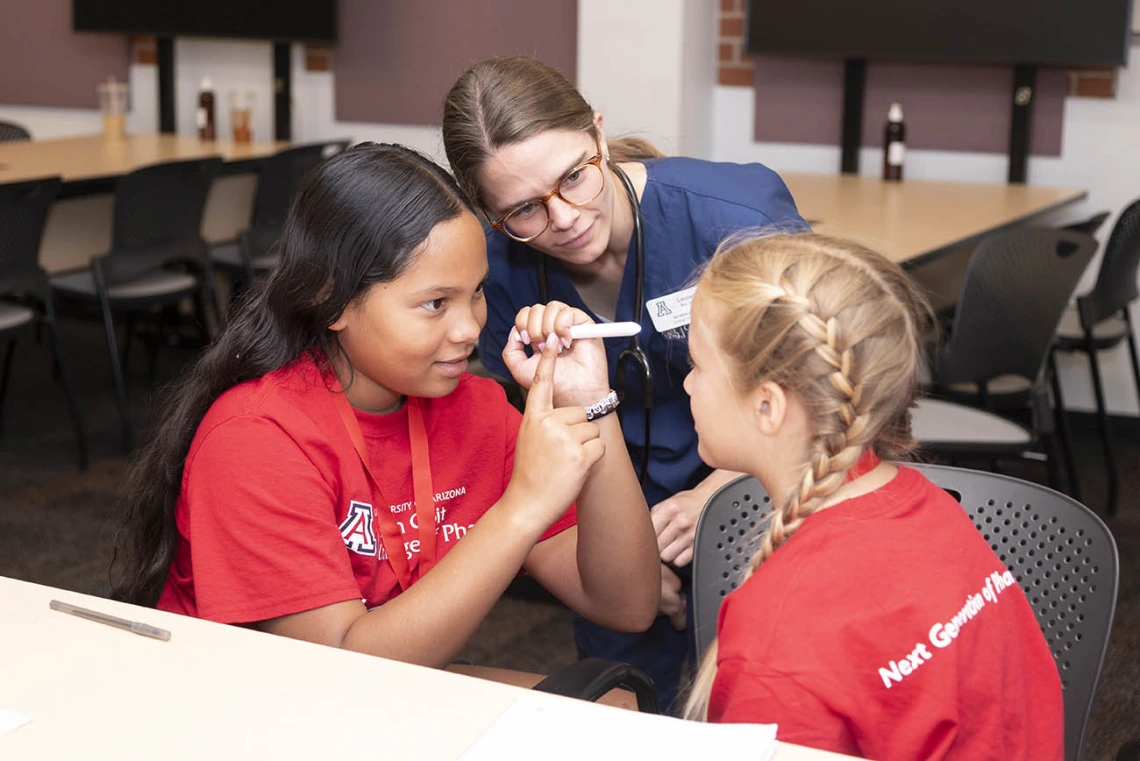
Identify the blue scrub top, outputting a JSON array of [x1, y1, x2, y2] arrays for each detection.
[[479, 157, 808, 507]]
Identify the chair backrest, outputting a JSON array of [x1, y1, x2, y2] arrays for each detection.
[[691, 477, 772, 659], [936, 228, 1096, 385], [692, 464, 1118, 761], [1062, 211, 1111, 239], [0, 176, 61, 296], [111, 157, 223, 253], [238, 223, 284, 264], [251, 141, 349, 229], [0, 120, 31, 142], [1078, 197, 1140, 329]]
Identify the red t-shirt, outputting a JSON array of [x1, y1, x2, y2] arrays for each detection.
[[709, 466, 1063, 761], [157, 355, 576, 624]]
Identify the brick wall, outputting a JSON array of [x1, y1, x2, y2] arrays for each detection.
[[1067, 68, 1118, 98], [715, 3, 1119, 98], [131, 36, 155, 65], [717, 0, 752, 86], [304, 46, 332, 72]]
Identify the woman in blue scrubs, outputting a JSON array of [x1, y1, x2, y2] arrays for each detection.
[[442, 55, 808, 708]]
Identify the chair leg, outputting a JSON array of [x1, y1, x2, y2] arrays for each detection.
[[0, 338, 16, 437], [975, 383, 1003, 474], [1042, 433, 1063, 493], [191, 292, 211, 345], [121, 311, 136, 379], [227, 273, 250, 314], [145, 312, 162, 388], [200, 268, 223, 335], [43, 310, 88, 471], [1048, 350, 1081, 501], [98, 293, 132, 453], [1084, 330, 1118, 517], [1124, 309, 1140, 437]]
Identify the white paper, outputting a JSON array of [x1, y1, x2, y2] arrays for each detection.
[[0, 708, 33, 737], [462, 693, 777, 761]]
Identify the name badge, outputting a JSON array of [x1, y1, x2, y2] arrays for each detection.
[[647, 286, 696, 333]]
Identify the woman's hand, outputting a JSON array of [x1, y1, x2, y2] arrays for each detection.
[[659, 565, 687, 631], [650, 470, 744, 567], [502, 338, 607, 535], [502, 301, 610, 408], [650, 488, 706, 568]]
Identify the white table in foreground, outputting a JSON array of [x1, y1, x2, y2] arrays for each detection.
[[0, 577, 855, 760]]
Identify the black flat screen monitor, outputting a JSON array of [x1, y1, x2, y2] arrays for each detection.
[[73, 0, 337, 44], [747, 0, 1132, 68]]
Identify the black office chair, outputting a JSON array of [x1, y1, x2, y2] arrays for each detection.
[[912, 213, 1110, 342], [916, 228, 1097, 495], [692, 464, 1118, 761], [1063, 210, 1112, 239], [532, 658, 660, 713], [211, 140, 349, 294], [51, 157, 223, 451], [0, 121, 31, 142], [1051, 198, 1140, 517], [0, 177, 86, 468]]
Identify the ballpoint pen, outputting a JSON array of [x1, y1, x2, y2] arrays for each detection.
[[49, 599, 171, 641]]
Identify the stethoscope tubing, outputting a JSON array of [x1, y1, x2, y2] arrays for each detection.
[[535, 159, 652, 484]]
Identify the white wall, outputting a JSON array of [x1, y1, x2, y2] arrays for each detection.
[[577, 0, 715, 157], [578, 0, 682, 154], [0, 105, 103, 138], [679, 0, 717, 158]]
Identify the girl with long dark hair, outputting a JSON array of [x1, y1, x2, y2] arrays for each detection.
[[110, 143, 659, 668]]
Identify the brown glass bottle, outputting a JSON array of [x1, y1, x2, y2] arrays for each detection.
[[883, 103, 905, 181], [197, 77, 216, 141]]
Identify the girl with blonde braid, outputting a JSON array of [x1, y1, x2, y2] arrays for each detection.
[[681, 234, 1063, 760]]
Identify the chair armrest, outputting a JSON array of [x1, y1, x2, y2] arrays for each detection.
[[532, 658, 660, 714]]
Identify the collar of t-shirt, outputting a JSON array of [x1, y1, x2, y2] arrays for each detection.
[[352, 403, 409, 439], [810, 465, 924, 528]]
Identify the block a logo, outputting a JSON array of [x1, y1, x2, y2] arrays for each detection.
[[338, 500, 377, 556]]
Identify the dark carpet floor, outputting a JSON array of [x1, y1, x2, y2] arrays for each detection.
[[1, 316, 1137, 760]]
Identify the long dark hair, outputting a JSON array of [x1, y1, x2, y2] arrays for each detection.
[[110, 143, 472, 606]]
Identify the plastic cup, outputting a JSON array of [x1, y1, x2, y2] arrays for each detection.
[[97, 78, 130, 140]]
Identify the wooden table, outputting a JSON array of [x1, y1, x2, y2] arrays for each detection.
[[0, 133, 289, 198], [0, 576, 855, 760], [0, 133, 291, 272], [782, 173, 1087, 267]]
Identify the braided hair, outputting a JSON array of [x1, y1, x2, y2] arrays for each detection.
[[682, 232, 933, 720]]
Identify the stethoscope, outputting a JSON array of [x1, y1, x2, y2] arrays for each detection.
[[537, 161, 653, 484]]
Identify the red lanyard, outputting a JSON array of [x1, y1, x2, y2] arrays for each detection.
[[331, 388, 438, 591]]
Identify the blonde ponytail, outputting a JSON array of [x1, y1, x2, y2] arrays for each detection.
[[608, 135, 665, 163]]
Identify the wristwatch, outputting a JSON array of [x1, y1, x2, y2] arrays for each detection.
[[584, 390, 621, 421]]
